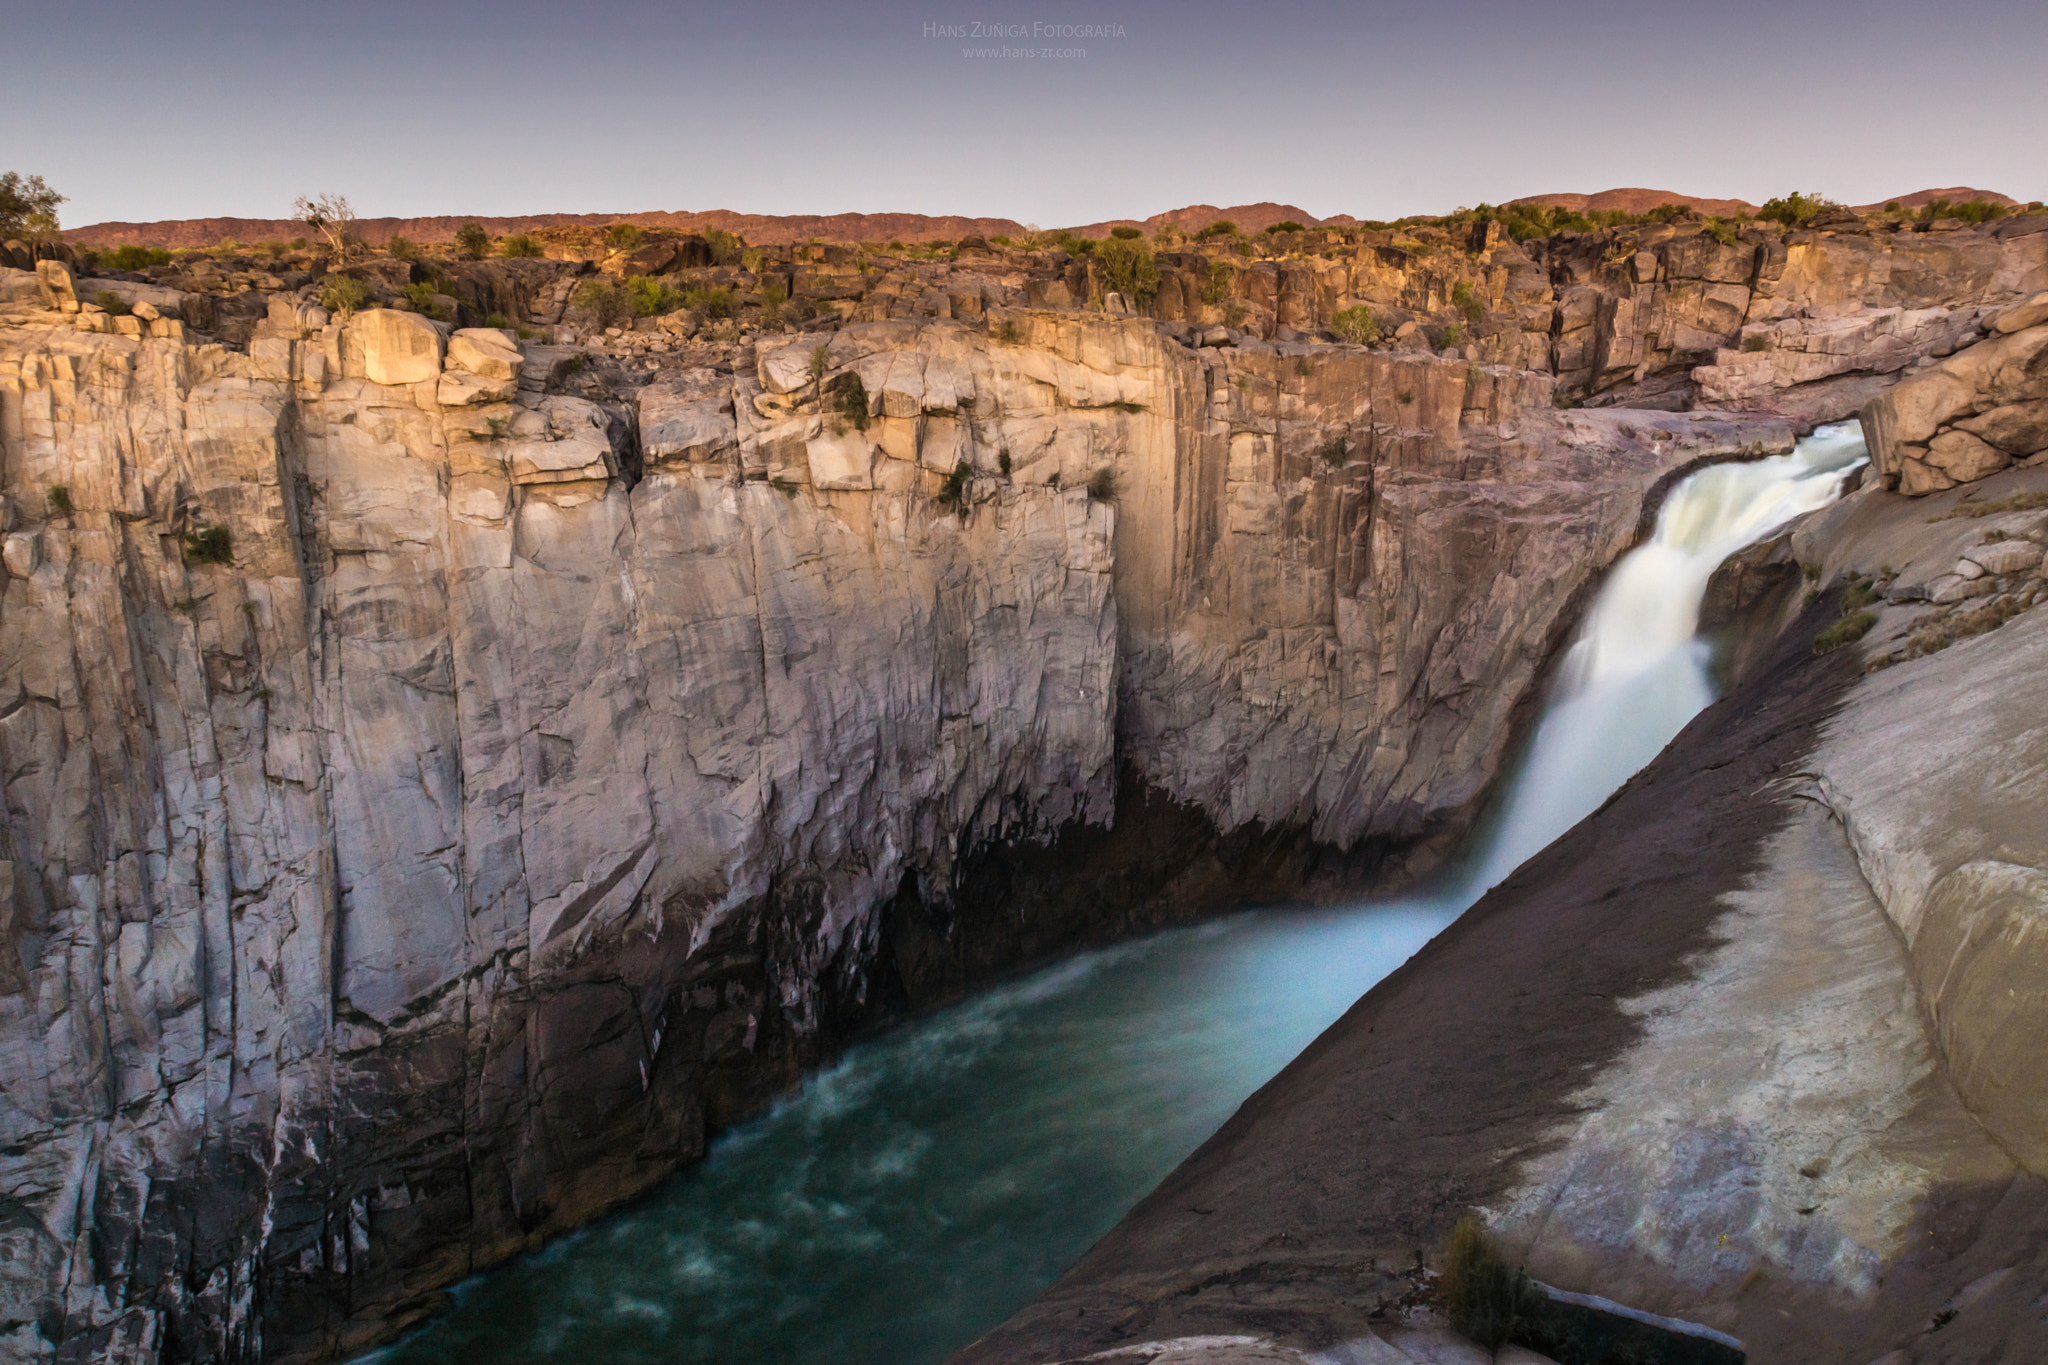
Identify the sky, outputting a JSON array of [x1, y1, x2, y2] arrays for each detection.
[[8, 0, 2046, 230]]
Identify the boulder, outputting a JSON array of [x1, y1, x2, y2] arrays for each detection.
[[1926, 428, 2012, 482], [806, 430, 875, 489], [638, 369, 737, 464], [1965, 539, 2044, 576], [1991, 291, 2048, 335], [1957, 398, 2048, 455], [448, 328, 522, 381], [505, 396, 615, 483], [349, 309, 445, 385], [35, 259, 75, 310], [437, 369, 518, 407], [1, 531, 38, 578]]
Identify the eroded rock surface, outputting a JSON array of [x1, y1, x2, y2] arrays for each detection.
[[0, 283, 1781, 1362]]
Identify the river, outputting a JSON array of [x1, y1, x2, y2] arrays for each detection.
[[366, 424, 1867, 1365]]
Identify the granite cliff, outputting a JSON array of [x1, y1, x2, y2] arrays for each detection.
[[0, 255, 1799, 1363]]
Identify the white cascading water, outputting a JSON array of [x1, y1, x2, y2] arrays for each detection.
[[369, 425, 1870, 1365], [1458, 422, 1869, 895]]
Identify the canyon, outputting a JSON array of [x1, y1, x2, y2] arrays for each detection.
[[2, 195, 2047, 1365]]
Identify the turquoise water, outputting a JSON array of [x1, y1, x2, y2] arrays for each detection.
[[366, 426, 1866, 1365], [368, 901, 1454, 1365]]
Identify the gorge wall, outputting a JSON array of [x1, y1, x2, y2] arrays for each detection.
[[0, 265, 1799, 1364]]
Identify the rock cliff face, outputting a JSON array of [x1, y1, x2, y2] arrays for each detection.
[[0, 270, 1792, 1363]]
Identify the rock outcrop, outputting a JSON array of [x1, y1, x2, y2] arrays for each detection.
[[955, 466, 2048, 1365], [1860, 291, 2048, 492], [0, 266, 1794, 1364]]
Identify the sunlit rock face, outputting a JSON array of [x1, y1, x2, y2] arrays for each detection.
[[0, 282, 1793, 1362]]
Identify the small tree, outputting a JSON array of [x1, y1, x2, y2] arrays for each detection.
[[0, 172, 64, 242], [1332, 305, 1378, 346], [1094, 236, 1159, 305], [454, 222, 490, 259], [294, 193, 358, 262], [500, 232, 543, 258], [574, 278, 633, 330], [319, 274, 372, 319]]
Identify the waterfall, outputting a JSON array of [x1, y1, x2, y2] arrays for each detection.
[[364, 424, 1869, 1365], [1457, 422, 1868, 896]]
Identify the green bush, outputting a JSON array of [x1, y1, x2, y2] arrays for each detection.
[[1742, 333, 1771, 352], [1110, 225, 1143, 240], [319, 274, 372, 317], [485, 311, 510, 329], [500, 232, 543, 258], [1703, 216, 1741, 246], [759, 277, 789, 326], [575, 278, 633, 330], [106, 244, 170, 271], [626, 274, 680, 317], [1758, 191, 1839, 228], [831, 372, 871, 431], [1814, 610, 1877, 654], [183, 526, 233, 566], [604, 223, 644, 248], [0, 171, 64, 242], [1086, 467, 1118, 503], [1196, 219, 1238, 240], [937, 460, 973, 512], [47, 484, 72, 516], [1443, 1216, 1541, 1352], [1319, 436, 1348, 467], [1332, 305, 1378, 345], [1451, 279, 1483, 322], [94, 290, 130, 316], [684, 284, 735, 319], [1397, 388, 1415, 405], [1201, 260, 1235, 305], [1263, 220, 1305, 234], [385, 234, 420, 261], [704, 229, 743, 265], [1441, 323, 1464, 348], [1094, 235, 1159, 304], [454, 222, 489, 259]]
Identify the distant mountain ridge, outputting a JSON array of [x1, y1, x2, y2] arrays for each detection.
[[64, 188, 2030, 249]]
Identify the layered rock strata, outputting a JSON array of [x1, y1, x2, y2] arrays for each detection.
[[0, 276, 1790, 1364]]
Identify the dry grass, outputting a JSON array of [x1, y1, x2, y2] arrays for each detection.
[[1936, 490, 2048, 520]]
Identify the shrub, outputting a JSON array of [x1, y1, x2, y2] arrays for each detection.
[[704, 229, 743, 265], [500, 232, 542, 258], [604, 223, 644, 248], [454, 222, 490, 259], [1223, 300, 1249, 328], [1201, 260, 1235, 305], [106, 244, 170, 271], [684, 284, 735, 319], [1758, 191, 1839, 228], [1397, 388, 1415, 404], [1196, 219, 1238, 240], [1451, 279, 1484, 323], [759, 277, 790, 326], [574, 278, 633, 330], [183, 526, 233, 565], [47, 484, 72, 516], [1841, 573, 1881, 612], [385, 234, 420, 261], [937, 459, 973, 512], [741, 247, 765, 273], [998, 317, 1023, 344], [1110, 225, 1143, 240], [1319, 436, 1348, 467], [1742, 333, 1771, 352], [1086, 467, 1118, 503], [1442, 1216, 1540, 1352], [401, 281, 442, 317], [485, 311, 510, 329], [1703, 216, 1741, 246], [1441, 323, 1464, 348], [1332, 305, 1378, 345], [626, 274, 676, 317], [1263, 220, 1304, 234], [1094, 236, 1159, 304], [1814, 610, 1877, 654], [94, 290, 130, 316], [831, 372, 871, 431], [319, 274, 372, 318]]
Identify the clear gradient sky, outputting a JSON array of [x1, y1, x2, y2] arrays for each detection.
[[9, 0, 2045, 229]]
